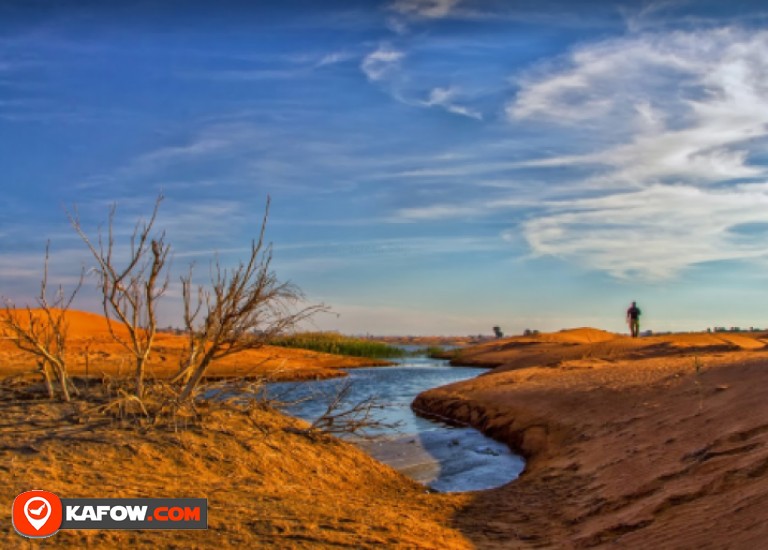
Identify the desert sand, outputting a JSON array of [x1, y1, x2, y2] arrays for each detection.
[[5, 317, 768, 548], [0, 309, 389, 382], [0, 399, 473, 549], [415, 328, 768, 547], [2, 310, 470, 548]]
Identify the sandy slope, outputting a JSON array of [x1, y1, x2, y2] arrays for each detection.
[[0, 401, 472, 549], [415, 330, 768, 548], [0, 309, 388, 381]]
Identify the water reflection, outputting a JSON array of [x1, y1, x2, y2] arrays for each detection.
[[267, 356, 524, 492]]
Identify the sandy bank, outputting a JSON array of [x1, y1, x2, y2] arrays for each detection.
[[414, 330, 768, 548], [0, 399, 473, 548], [0, 310, 390, 382]]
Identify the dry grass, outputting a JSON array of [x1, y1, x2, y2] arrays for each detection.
[[0, 377, 472, 549]]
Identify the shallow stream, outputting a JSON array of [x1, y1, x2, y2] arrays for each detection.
[[267, 355, 524, 493]]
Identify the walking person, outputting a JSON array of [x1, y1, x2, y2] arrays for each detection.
[[626, 301, 642, 338]]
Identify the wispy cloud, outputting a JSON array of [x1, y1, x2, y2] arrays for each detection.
[[273, 236, 510, 280], [178, 46, 363, 80], [621, 0, 687, 33], [420, 86, 482, 119], [507, 32, 703, 124], [619, 0, 768, 33], [0, 247, 93, 300], [519, 183, 768, 280], [316, 50, 357, 67], [496, 27, 768, 277], [158, 200, 247, 241], [360, 45, 486, 120], [86, 122, 273, 187], [361, 44, 405, 81], [373, 26, 768, 279], [392, 204, 484, 221], [390, 0, 464, 19], [393, 195, 540, 222], [133, 138, 230, 167]]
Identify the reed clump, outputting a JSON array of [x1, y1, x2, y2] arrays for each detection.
[[271, 332, 405, 359]]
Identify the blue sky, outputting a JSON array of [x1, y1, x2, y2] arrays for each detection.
[[3, 0, 768, 335]]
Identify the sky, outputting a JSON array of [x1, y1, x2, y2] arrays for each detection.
[[3, 0, 768, 336]]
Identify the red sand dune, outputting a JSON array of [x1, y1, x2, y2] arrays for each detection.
[[0, 309, 387, 380]]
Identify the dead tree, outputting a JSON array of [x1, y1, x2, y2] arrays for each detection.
[[2, 243, 82, 401], [70, 196, 170, 398], [174, 197, 324, 402]]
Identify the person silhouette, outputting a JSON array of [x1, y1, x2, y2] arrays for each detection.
[[626, 301, 641, 338]]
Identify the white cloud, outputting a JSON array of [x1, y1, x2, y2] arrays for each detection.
[[390, 0, 463, 19], [519, 184, 768, 279], [393, 196, 540, 222], [420, 86, 483, 119], [316, 51, 356, 67], [507, 31, 712, 123], [495, 27, 768, 278], [361, 44, 405, 81], [395, 203, 483, 220]]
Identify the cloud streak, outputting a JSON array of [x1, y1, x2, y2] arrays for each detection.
[[498, 27, 768, 278], [519, 184, 768, 279], [420, 86, 482, 119]]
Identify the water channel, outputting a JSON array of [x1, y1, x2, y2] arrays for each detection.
[[267, 354, 525, 493]]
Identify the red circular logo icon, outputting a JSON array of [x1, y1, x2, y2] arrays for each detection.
[[13, 490, 63, 538]]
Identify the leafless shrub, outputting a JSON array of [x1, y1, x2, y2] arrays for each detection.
[[173, 197, 325, 402], [294, 379, 401, 439], [2, 242, 82, 401], [93, 388, 150, 419], [201, 378, 268, 406], [70, 195, 170, 398]]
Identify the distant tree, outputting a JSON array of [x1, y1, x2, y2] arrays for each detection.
[[173, 198, 325, 402], [493, 326, 503, 338], [70, 195, 170, 398], [2, 242, 82, 401]]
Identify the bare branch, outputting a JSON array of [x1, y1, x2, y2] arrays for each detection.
[[1, 241, 83, 401], [176, 197, 326, 401], [298, 380, 401, 439], [69, 194, 169, 397]]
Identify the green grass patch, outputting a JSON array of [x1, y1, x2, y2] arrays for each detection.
[[271, 332, 406, 359]]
